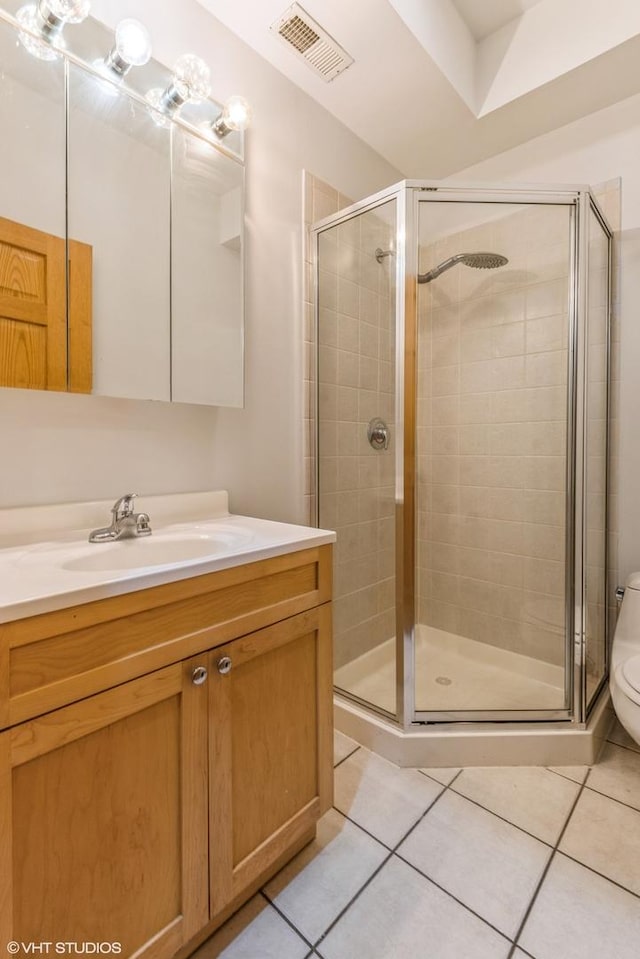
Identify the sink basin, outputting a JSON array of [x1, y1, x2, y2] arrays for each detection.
[[17, 526, 255, 573]]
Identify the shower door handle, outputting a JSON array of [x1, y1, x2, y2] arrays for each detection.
[[368, 418, 390, 451]]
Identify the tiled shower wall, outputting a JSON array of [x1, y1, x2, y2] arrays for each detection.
[[416, 186, 620, 672], [304, 173, 397, 669], [304, 174, 620, 682]]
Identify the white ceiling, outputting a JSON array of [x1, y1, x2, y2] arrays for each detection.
[[451, 0, 544, 41], [197, 0, 640, 177]]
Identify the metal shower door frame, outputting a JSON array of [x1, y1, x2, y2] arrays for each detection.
[[313, 179, 613, 731], [312, 181, 408, 724], [407, 182, 602, 726]]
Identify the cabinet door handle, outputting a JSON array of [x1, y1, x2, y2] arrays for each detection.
[[191, 665, 208, 685], [217, 656, 233, 675]]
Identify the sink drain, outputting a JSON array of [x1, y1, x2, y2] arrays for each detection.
[[435, 676, 452, 686]]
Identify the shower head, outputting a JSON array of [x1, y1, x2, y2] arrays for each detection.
[[418, 251, 508, 284]]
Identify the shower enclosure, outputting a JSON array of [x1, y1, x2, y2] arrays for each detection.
[[313, 181, 611, 745]]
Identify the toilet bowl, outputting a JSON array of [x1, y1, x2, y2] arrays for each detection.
[[610, 572, 640, 746]]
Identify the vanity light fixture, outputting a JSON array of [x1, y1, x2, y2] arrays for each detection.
[[159, 53, 211, 114], [104, 18, 152, 77], [16, 0, 89, 60], [211, 95, 252, 137]]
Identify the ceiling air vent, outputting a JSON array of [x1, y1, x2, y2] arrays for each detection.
[[270, 3, 354, 82]]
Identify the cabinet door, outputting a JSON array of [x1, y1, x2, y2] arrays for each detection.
[[209, 604, 333, 916], [0, 659, 209, 959]]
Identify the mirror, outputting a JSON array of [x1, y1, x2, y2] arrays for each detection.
[[0, 16, 66, 392], [0, 7, 245, 407], [68, 61, 172, 401], [172, 127, 244, 406]]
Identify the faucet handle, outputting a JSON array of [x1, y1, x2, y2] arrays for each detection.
[[112, 493, 138, 519], [136, 512, 152, 536]]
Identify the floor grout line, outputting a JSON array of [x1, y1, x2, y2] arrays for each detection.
[[311, 847, 394, 953], [331, 806, 394, 851], [332, 744, 361, 769], [316, 768, 526, 954], [545, 766, 589, 785], [505, 769, 592, 959], [296, 746, 640, 957], [583, 783, 640, 815], [395, 851, 514, 946], [418, 767, 461, 788], [604, 737, 640, 756], [555, 850, 640, 902], [313, 782, 451, 951], [447, 783, 567, 849], [258, 890, 315, 951]]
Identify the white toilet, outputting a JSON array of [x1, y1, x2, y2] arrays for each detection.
[[610, 572, 640, 745]]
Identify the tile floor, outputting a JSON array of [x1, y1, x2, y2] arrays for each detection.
[[193, 721, 640, 959]]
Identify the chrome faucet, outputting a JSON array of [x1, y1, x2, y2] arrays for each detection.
[[89, 493, 152, 543]]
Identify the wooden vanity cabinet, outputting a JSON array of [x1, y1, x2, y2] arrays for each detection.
[[0, 545, 333, 959], [208, 604, 332, 918], [0, 659, 210, 959]]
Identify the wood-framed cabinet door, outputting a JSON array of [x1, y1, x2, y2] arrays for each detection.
[[208, 604, 333, 917], [0, 659, 209, 959], [0, 216, 66, 391]]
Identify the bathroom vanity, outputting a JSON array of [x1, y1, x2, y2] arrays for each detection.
[[0, 493, 334, 958]]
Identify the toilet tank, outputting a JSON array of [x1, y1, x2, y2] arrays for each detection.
[[612, 574, 640, 668]]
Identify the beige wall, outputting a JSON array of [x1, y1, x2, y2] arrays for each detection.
[[306, 177, 396, 669]]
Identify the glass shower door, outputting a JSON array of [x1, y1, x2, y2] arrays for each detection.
[[316, 196, 399, 717], [413, 193, 575, 718]]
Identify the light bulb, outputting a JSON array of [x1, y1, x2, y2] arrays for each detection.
[[172, 53, 211, 103], [115, 19, 151, 67], [105, 19, 151, 76], [156, 53, 211, 115], [46, 0, 90, 23], [16, 0, 88, 60], [16, 4, 60, 60], [223, 95, 252, 131], [212, 95, 252, 137]]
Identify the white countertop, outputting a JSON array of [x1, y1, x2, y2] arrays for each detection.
[[0, 491, 336, 624]]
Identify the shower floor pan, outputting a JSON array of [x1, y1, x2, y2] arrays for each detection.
[[334, 625, 612, 767]]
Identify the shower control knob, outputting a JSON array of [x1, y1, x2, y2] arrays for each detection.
[[191, 665, 208, 685], [217, 656, 233, 676], [368, 418, 390, 451]]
